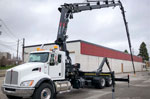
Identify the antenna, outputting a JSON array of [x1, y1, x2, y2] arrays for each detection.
[[40, 44, 45, 49]]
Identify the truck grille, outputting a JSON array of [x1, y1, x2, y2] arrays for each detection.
[[5, 71, 18, 85]]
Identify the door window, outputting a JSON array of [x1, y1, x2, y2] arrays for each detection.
[[58, 54, 62, 63], [50, 54, 55, 66], [50, 54, 62, 66]]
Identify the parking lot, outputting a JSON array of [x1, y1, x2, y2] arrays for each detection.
[[0, 71, 150, 99]]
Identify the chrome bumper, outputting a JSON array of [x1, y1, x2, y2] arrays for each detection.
[[1, 85, 35, 98]]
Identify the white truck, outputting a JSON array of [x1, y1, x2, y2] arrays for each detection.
[[2, 48, 71, 99], [2, 0, 131, 99], [2, 47, 115, 99]]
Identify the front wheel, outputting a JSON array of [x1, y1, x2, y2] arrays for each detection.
[[32, 83, 54, 99]]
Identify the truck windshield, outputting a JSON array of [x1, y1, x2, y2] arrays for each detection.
[[28, 52, 49, 63]]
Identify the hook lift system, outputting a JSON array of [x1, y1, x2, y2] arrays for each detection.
[[2, 0, 134, 99]]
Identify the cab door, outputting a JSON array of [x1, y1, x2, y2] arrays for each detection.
[[49, 53, 63, 80]]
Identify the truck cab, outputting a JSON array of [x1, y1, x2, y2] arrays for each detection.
[[2, 47, 68, 99]]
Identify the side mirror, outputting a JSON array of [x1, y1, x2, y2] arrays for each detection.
[[58, 54, 62, 63], [49, 54, 55, 66], [50, 58, 55, 66]]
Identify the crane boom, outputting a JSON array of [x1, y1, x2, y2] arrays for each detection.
[[55, 0, 135, 74]]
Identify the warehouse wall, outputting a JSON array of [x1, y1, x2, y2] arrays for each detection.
[[78, 54, 143, 73], [110, 58, 143, 73]]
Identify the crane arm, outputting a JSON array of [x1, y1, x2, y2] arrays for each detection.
[[55, 0, 121, 51], [55, 0, 135, 74]]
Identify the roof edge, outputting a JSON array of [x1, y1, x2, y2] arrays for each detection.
[[24, 40, 82, 48], [24, 39, 141, 59]]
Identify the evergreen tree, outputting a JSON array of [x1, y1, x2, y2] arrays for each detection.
[[124, 49, 128, 53], [138, 42, 149, 61]]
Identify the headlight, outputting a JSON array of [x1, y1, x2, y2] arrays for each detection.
[[20, 80, 34, 87]]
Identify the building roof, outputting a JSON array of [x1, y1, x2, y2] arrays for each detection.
[[24, 40, 142, 62], [24, 40, 81, 48]]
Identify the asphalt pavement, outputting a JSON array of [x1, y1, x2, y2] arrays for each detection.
[[0, 71, 150, 99]]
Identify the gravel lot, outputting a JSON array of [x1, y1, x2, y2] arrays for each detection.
[[0, 71, 150, 99]]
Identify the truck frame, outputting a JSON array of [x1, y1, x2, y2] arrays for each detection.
[[2, 0, 132, 99]]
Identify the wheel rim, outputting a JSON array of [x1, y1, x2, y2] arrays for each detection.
[[109, 78, 112, 85], [101, 78, 105, 87], [41, 88, 51, 99]]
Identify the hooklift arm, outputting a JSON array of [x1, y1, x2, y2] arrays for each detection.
[[97, 57, 111, 73], [97, 57, 129, 84], [55, 0, 135, 74]]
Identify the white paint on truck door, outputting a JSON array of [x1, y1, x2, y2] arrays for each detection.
[[49, 53, 62, 80]]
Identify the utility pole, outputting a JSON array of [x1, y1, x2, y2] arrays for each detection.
[[22, 38, 25, 63], [16, 39, 19, 65]]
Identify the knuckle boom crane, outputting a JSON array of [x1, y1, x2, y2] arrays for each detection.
[[55, 0, 135, 74]]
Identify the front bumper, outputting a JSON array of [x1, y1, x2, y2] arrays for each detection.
[[1, 85, 35, 98]]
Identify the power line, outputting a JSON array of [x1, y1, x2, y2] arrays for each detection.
[[0, 44, 22, 54], [0, 26, 17, 41], [0, 43, 17, 46], [0, 39, 18, 48], [0, 38, 24, 48], [0, 38, 24, 49], [0, 39, 17, 44], [0, 43, 17, 51], [0, 19, 19, 40]]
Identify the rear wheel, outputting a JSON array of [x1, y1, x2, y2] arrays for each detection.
[[106, 77, 112, 87], [6, 95, 22, 99], [95, 77, 106, 89], [32, 83, 54, 99]]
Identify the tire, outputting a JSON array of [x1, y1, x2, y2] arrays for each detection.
[[6, 95, 22, 99], [32, 83, 54, 99], [106, 77, 112, 87], [95, 77, 106, 89]]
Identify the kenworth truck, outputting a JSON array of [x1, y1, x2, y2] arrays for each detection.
[[2, 0, 133, 99]]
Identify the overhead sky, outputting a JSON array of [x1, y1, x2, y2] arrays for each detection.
[[0, 0, 150, 58]]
